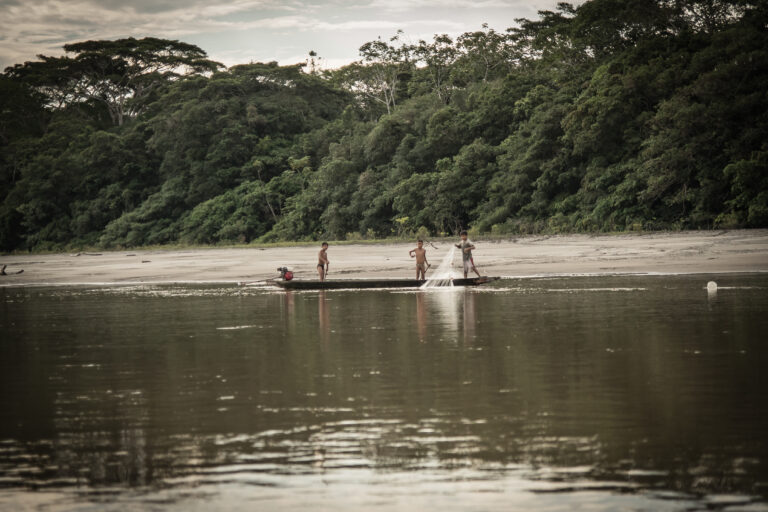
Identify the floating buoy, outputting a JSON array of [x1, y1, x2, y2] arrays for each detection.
[[707, 281, 717, 292]]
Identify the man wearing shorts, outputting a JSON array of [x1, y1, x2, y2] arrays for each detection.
[[455, 231, 481, 278]]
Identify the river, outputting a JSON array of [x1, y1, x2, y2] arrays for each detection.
[[1, 274, 767, 511]]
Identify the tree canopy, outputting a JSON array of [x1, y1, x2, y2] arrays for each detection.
[[1, 0, 767, 251], [5, 37, 221, 126]]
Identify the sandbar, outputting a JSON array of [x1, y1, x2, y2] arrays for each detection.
[[1, 230, 767, 287]]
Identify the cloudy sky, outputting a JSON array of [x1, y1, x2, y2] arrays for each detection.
[[0, 0, 562, 70]]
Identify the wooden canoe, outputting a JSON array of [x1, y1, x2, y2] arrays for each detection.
[[271, 276, 499, 290]]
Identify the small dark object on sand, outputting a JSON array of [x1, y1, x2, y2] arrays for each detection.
[[1, 264, 24, 276]]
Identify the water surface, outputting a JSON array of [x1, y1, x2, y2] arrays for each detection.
[[1, 274, 767, 511]]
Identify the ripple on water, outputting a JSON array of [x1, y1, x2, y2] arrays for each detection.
[[2, 275, 768, 511]]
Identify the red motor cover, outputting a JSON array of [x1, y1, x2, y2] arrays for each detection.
[[284, 271, 294, 281]]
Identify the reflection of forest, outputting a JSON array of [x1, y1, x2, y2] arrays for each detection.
[[1, 278, 767, 497]]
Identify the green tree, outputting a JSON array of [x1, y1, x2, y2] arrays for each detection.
[[5, 37, 221, 126], [455, 24, 514, 83], [413, 34, 458, 102]]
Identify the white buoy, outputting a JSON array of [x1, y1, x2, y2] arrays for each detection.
[[707, 281, 717, 292]]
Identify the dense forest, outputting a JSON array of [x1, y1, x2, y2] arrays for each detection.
[[1, 0, 767, 251]]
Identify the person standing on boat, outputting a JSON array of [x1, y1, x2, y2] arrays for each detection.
[[317, 242, 329, 281], [455, 231, 481, 279], [409, 239, 430, 280]]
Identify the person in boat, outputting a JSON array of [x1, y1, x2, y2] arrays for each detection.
[[317, 242, 329, 281], [409, 239, 430, 280], [455, 230, 481, 279]]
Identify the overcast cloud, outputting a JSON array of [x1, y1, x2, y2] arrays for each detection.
[[0, 0, 561, 70]]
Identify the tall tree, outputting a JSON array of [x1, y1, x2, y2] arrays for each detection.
[[413, 34, 458, 102], [455, 24, 514, 83], [5, 37, 221, 126], [353, 31, 413, 115]]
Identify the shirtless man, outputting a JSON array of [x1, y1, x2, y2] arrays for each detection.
[[317, 242, 329, 281], [409, 239, 430, 280], [455, 231, 481, 278]]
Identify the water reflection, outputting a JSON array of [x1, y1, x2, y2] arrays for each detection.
[[424, 288, 461, 339], [282, 289, 295, 325], [416, 289, 478, 345], [462, 290, 477, 344], [318, 290, 330, 346], [416, 293, 427, 342], [1, 275, 767, 511]]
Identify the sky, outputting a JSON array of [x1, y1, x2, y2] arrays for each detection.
[[0, 0, 562, 71]]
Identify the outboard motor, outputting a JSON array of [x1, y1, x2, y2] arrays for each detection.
[[277, 267, 293, 281]]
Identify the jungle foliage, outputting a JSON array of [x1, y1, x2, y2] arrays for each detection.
[[2, 1, 767, 251]]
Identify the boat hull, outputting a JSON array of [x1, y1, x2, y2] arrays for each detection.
[[271, 276, 499, 290]]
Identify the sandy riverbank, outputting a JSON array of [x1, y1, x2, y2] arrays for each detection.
[[1, 230, 767, 286]]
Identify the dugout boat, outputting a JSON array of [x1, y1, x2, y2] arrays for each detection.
[[271, 276, 499, 290]]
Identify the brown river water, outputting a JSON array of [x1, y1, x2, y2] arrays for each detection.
[[1, 274, 767, 511]]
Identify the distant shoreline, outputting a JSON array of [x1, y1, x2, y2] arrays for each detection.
[[2, 230, 767, 287]]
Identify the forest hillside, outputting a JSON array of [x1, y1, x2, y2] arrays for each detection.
[[1, 0, 767, 251]]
